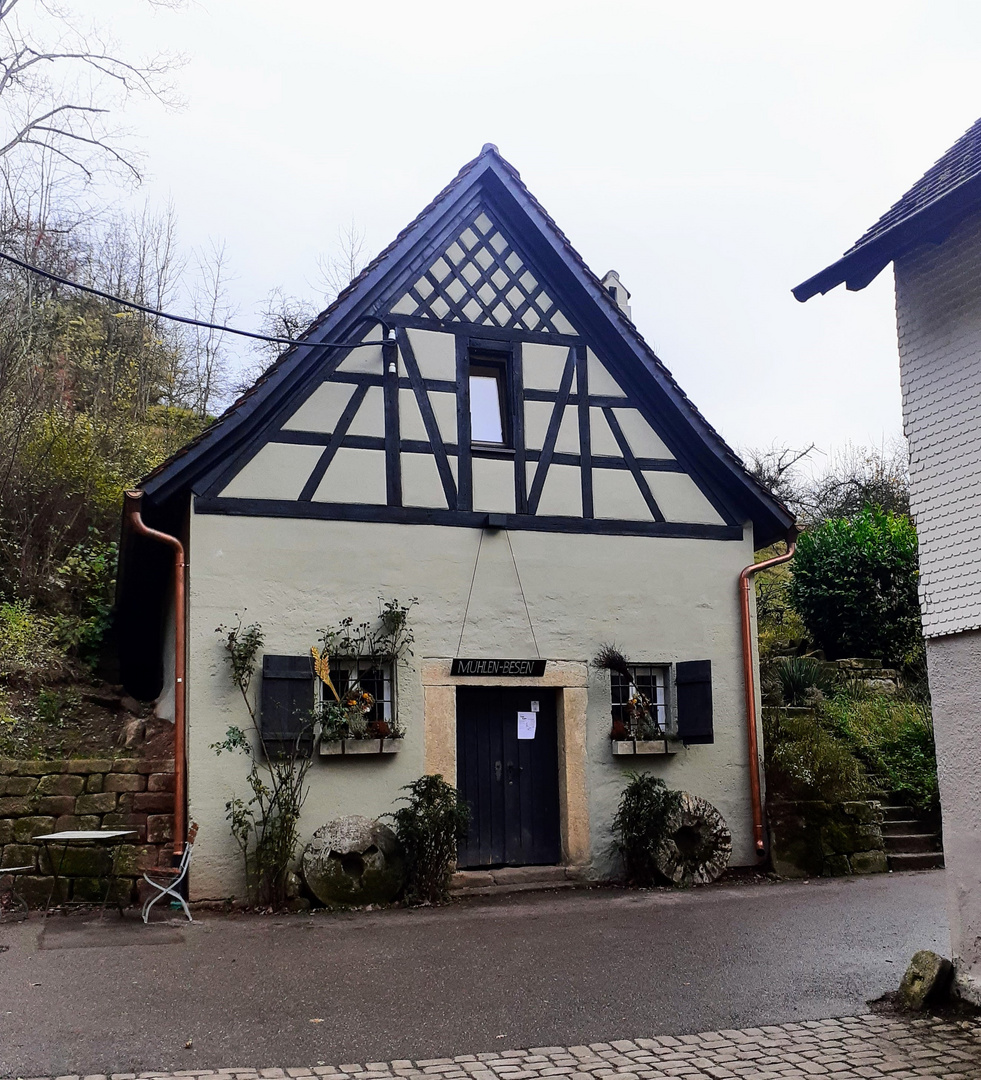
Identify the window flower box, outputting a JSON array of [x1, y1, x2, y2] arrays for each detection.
[[319, 738, 403, 757], [611, 738, 677, 756]]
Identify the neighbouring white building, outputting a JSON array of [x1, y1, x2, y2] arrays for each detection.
[[118, 145, 793, 899], [795, 117, 981, 1002]]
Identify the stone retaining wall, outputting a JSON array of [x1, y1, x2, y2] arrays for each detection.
[[768, 797, 888, 878], [0, 757, 176, 906]]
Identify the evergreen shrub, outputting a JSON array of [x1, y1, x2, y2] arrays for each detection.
[[789, 507, 923, 668]]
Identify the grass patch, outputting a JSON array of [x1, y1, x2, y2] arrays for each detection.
[[819, 693, 939, 811]]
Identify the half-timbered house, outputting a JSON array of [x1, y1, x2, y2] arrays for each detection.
[[119, 145, 794, 897]]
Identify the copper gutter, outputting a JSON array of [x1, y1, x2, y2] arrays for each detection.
[[124, 490, 187, 858], [739, 530, 798, 858]]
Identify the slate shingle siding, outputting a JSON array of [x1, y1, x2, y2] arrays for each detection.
[[895, 208, 981, 637]]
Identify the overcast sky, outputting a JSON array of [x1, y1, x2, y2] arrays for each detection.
[[84, 0, 981, 460]]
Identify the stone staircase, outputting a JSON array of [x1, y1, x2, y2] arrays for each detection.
[[878, 796, 945, 871]]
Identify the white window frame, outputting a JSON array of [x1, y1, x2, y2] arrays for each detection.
[[609, 664, 671, 736]]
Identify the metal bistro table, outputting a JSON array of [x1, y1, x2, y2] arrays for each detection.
[[36, 829, 138, 918]]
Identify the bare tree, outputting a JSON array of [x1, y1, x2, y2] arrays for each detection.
[[743, 439, 911, 526], [0, 0, 184, 186], [316, 220, 370, 302]]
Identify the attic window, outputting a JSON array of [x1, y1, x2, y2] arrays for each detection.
[[469, 350, 509, 445]]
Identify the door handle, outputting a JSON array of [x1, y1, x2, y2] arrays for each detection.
[[495, 760, 502, 782]]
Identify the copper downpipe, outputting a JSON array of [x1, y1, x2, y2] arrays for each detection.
[[124, 491, 187, 858], [739, 530, 797, 858]]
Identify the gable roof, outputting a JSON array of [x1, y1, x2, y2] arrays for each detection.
[[793, 116, 981, 301], [140, 144, 793, 544]]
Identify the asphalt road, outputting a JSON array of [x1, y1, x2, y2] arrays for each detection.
[[0, 870, 949, 1077]]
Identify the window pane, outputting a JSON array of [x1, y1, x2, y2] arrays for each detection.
[[470, 373, 504, 443]]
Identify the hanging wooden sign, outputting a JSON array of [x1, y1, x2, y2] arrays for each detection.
[[451, 658, 547, 677]]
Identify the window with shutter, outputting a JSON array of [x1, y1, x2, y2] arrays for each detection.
[[675, 659, 713, 744], [260, 654, 315, 757]]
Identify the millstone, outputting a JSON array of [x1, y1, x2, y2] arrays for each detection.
[[654, 792, 732, 886], [301, 815, 405, 906]]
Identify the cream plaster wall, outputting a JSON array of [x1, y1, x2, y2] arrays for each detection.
[[185, 508, 760, 898], [522, 343, 573, 390], [925, 631, 981, 1003], [220, 443, 324, 501], [647, 472, 726, 525], [408, 328, 456, 382], [281, 382, 354, 433], [586, 350, 626, 397]]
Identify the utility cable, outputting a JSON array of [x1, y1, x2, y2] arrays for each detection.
[[456, 528, 485, 657], [0, 248, 387, 349], [505, 527, 541, 659]]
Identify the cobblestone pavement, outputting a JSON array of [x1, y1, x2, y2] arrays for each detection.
[[11, 1014, 981, 1080]]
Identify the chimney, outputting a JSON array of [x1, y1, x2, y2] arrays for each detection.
[[601, 270, 632, 320]]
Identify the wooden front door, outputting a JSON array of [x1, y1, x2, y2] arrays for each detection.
[[456, 686, 561, 868]]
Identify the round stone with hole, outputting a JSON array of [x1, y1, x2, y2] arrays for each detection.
[[654, 792, 732, 887], [302, 815, 406, 906]]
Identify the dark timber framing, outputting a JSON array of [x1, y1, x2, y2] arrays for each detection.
[[395, 327, 457, 508], [527, 347, 576, 516], [193, 495, 742, 540], [139, 145, 793, 548]]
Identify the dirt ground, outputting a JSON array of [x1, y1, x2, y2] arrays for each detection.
[[0, 675, 170, 759]]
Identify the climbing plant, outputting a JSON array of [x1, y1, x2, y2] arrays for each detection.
[[212, 617, 312, 908]]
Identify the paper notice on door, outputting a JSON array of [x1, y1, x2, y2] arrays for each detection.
[[517, 711, 537, 740]]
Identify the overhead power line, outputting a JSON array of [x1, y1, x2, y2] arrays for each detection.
[[0, 248, 388, 349]]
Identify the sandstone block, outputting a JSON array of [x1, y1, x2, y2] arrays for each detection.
[[76, 792, 118, 814], [68, 759, 113, 775], [13, 759, 68, 776], [1, 843, 38, 868], [35, 795, 78, 816], [138, 758, 175, 775], [85, 774, 104, 793], [898, 950, 953, 1009], [36, 774, 85, 797], [0, 819, 13, 844], [823, 854, 851, 876], [842, 801, 882, 824], [110, 758, 141, 774], [0, 776, 38, 796], [850, 850, 888, 874], [103, 812, 147, 839], [12, 816, 56, 841], [71, 875, 131, 904], [49, 846, 111, 877], [55, 815, 101, 832], [146, 815, 174, 844], [114, 844, 158, 876], [13, 874, 55, 906], [105, 773, 146, 792], [147, 772, 175, 793], [0, 797, 31, 816], [133, 792, 175, 813]]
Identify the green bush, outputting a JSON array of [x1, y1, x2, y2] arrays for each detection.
[[789, 507, 923, 669], [819, 694, 939, 811], [0, 600, 69, 683], [390, 774, 470, 905], [773, 656, 838, 706], [762, 707, 867, 803], [611, 773, 682, 886]]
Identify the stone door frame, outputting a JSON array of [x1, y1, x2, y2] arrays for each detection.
[[421, 659, 589, 869]]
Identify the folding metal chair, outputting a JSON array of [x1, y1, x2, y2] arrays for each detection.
[[142, 822, 198, 923]]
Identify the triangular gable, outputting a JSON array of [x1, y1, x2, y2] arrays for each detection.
[[141, 145, 793, 547]]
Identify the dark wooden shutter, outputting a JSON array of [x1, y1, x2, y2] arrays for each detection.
[[260, 654, 315, 757], [676, 660, 713, 745]]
